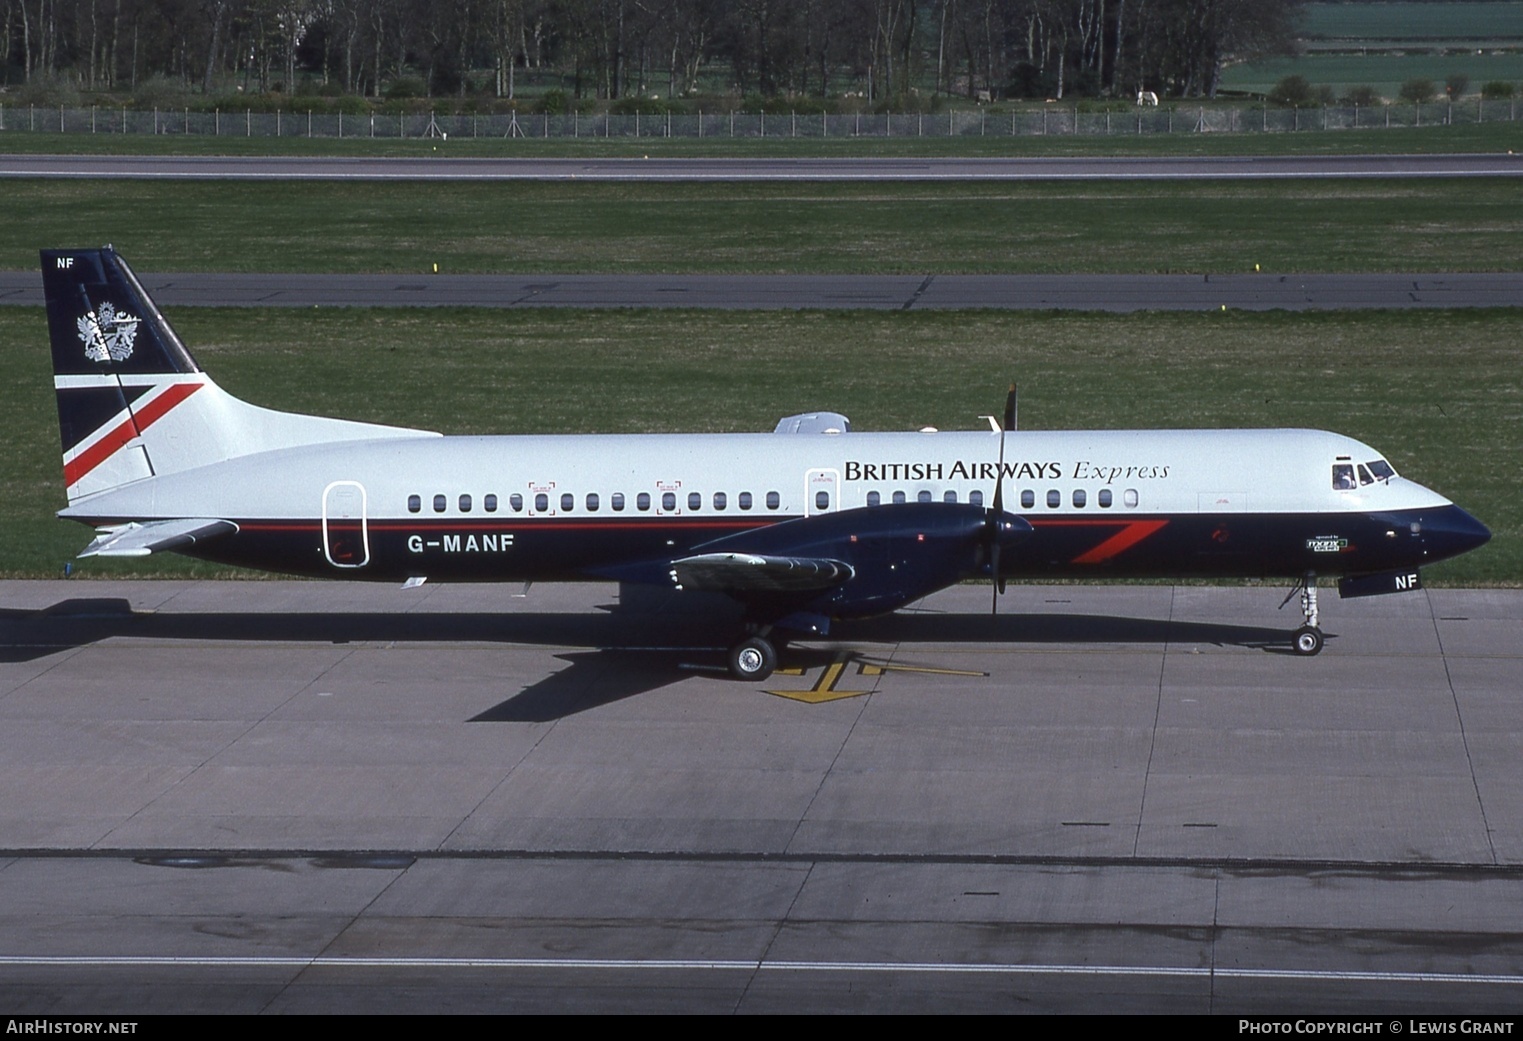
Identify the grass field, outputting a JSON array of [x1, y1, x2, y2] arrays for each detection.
[[1302, 1, 1523, 40], [5, 306, 1516, 585], [1222, 52, 1523, 97], [6, 178, 1523, 275]]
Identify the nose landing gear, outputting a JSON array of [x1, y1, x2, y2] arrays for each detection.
[[1283, 574, 1324, 656]]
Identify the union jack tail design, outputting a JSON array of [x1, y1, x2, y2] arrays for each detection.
[[41, 247, 430, 506]]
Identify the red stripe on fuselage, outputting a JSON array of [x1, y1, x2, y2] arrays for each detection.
[[62, 382, 201, 488], [1028, 518, 1170, 564]]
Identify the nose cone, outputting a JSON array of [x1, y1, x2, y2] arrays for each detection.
[[1426, 505, 1491, 564]]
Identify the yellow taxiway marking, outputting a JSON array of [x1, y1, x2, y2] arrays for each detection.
[[765, 654, 871, 703], [765, 654, 988, 702], [857, 662, 987, 678]]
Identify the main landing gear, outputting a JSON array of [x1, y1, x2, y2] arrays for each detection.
[[727, 628, 781, 681], [1282, 574, 1324, 656]]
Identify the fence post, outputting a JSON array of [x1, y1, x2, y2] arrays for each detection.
[[60, 104, 64, 132], [696, 109, 701, 137], [791, 110, 795, 136], [92, 105, 96, 133], [215, 108, 219, 135], [247, 109, 251, 136]]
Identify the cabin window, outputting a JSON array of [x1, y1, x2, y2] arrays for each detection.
[[970, 490, 984, 507], [484, 494, 498, 513], [510, 493, 524, 512], [612, 493, 625, 512], [892, 490, 907, 505], [944, 490, 958, 503], [459, 494, 472, 513], [1332, 463, 1357, 491], [766, 491, 781, 510], [662, 492, 677, 511], [688, 492, 702, 511], [638, 492, 651, 511], [1020, 489, 1035, 509], [917, 490, 933, 504], [739, 492, 753, 510], [1124, 489, 1139, 508], [867, 491, 881, 507], [433, 494, 447, 513], [1073, 489, 1086, 508], [1046, 490, 1060, 509], [535, 493, 549, 512], [408, 494, 421, 514], [1098, 489, 1112, 509], [586, 493, 599, 512], [713, 492, 727, 510], [561, 493, 574, 512], [816, 490, 830, 511]]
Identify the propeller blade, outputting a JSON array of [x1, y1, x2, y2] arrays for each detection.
[[987, 384, 1012, 613], [990, 541, 1001, 614]]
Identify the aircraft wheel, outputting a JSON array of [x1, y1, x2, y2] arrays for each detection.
[[1292, 625, 1324, 657], [728, 637, 778, 682]]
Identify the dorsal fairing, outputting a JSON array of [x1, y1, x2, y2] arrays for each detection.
[[773, 412, 851, 435]]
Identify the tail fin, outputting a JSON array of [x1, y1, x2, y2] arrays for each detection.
[[42, 247, 434, 505]]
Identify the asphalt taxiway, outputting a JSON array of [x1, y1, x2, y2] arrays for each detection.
[[4, 270, 1521, 311], [4, 153, 1523, 180], [2, 579, 1521, 1013]]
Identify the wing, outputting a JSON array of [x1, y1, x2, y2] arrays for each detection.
[[78, 518, 238, 558], [669, 552, 854, 592]]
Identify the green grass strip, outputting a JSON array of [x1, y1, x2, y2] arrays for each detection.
[[8, 178, 1523, 275]]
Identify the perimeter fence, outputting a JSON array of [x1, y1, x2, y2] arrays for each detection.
[[2, 100, 1520, 139]]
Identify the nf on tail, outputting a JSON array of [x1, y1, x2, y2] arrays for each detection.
[[40, 247, 1489, 676]]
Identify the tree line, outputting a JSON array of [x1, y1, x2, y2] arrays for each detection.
[[2, 0, 1302, 102]]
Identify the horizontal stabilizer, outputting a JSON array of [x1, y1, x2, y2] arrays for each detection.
[[79, 518, 237, 558], [670, 552, 854, 592]]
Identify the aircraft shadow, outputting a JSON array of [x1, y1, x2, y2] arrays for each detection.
[[1, 589, 1305, 720]]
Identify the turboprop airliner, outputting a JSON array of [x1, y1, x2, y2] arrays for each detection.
[[42, 248, 1490, 680]]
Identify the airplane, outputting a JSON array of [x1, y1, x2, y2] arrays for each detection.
[[41, 247, 1491, 680]]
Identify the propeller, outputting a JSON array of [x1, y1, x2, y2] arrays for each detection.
[[986, 383, 1018, 613]]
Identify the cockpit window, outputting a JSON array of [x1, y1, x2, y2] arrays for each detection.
[[1357, 464, 1374, 486], [1332, 463, 1356, 491], [1368, 459, 1396, 481]]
